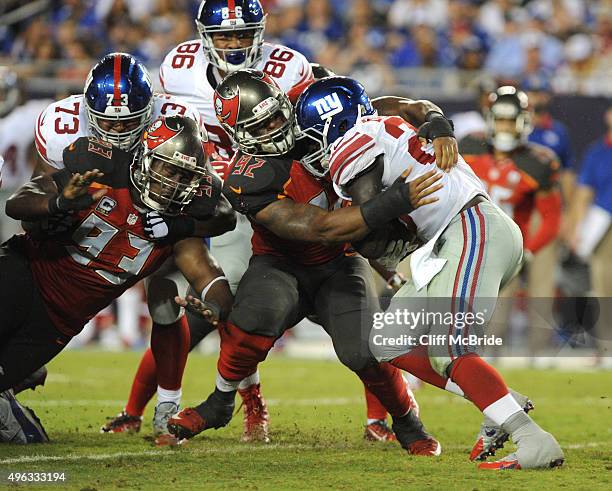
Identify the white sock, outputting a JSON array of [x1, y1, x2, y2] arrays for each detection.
[[216, 372, 241, 392], [238, 371, 260, 390], [483, 392, 523, 426], [444, 379, 464, 397], [367, 418, 385, 425], [157, 387, 181, 406]]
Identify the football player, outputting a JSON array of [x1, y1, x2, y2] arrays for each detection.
[[460, 87, 562, 360], [167, 70, 444, 456], [30, 52, 236, 444], [154, 0, 458, 442], [1, 117, 233, 414], [294, 77, 564, 470], [114, 0, 310, 441], [0, 67, 52, 239]]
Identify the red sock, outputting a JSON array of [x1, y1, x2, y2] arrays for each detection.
[[356, 363, 411, 417], [390, 346, 448, 389], [364, 384, 388, 420], [125, 348, 157, 416], [150, 316, 190, 391], [449, 353, 508, 411], [217, 322, 276, 382]]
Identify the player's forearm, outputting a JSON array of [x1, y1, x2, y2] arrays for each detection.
[[5, 177, 58, 220], [311, 206, 372, 245], [174, 238, 233, 319], [372, 96, 443, 126]]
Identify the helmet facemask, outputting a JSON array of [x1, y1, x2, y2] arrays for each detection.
[[487, 102, 532, 152], [232, 94, 295, 156], [197, 17, 266, 73], [87, 103, 153, 152], [132, 142, 208, 216]]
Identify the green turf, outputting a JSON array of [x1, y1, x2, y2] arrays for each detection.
[[0, 351, 610, 490]]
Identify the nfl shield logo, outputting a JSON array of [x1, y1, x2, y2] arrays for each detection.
[[127, 213, 138, 225]]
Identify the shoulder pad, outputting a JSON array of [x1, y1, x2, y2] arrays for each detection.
[[222, 154, 291, 215], [62, 137, 131, 185], [184, 172, 223, 219], [515, 144, 560, 190]]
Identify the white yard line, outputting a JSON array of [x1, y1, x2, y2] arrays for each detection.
[[0, 444, 305, 465], [0, 442, 607, 465]]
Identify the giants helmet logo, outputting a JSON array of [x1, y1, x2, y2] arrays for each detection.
[[313, 93, 343, 119]]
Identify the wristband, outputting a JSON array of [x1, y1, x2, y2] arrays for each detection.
[[201, 275, 228, 300], [421, 111, 455, 139], [360, 181, 414, 230]]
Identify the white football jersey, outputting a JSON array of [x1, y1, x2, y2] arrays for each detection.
[[328, 115, 487, 242], [35, 93, 203, 169], [0, 99, 52, 189], [159, 40, 313, 158]]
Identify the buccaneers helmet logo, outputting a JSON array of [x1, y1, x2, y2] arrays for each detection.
[[214, 90, 240, 128], [143, 118, 179, 150]]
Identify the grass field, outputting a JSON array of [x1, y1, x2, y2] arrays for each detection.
[[0, 351, 610, 490]]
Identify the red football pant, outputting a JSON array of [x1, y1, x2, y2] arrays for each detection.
[[125, 348, 157, 416], [217, 322, 276, 382], [150, 317, 190, 391], [390, 346, 448, 390], [356, 363, 412, 418], [391, 348, 509, 412], [125, 317, 190, 415], [364, 385, 388, 421]]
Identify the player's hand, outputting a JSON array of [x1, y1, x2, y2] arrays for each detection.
[[175, 295, 221, 325], [417, 114, 458, 172], [400, 167, 443, 209], [49, 169, 106, 214], [142, 211, 195, 241], [378, 239, 414, 270], [432, 136, 459, 172]]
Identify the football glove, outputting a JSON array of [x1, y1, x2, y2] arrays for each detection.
[[142, 211, 195, 241]]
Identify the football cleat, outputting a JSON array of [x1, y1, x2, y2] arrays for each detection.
[[406, 437, 442, 456], [479, 413, 564, 470], [153, 401, 180, 446], [237, 383, 270, 443], [392, 409, 441, 457], [167, 408, 208, 440], [364, 420, 397, 442], [0, 390, 49, 444], [470, 397, 534, 461], [100, 410, 142, 434]]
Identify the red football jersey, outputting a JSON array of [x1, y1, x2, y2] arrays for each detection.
[[25, 182, 172, 336], [222, 152, 347, 265]]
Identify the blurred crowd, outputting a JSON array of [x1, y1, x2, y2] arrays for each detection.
[[1, 0, 611, 95]]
